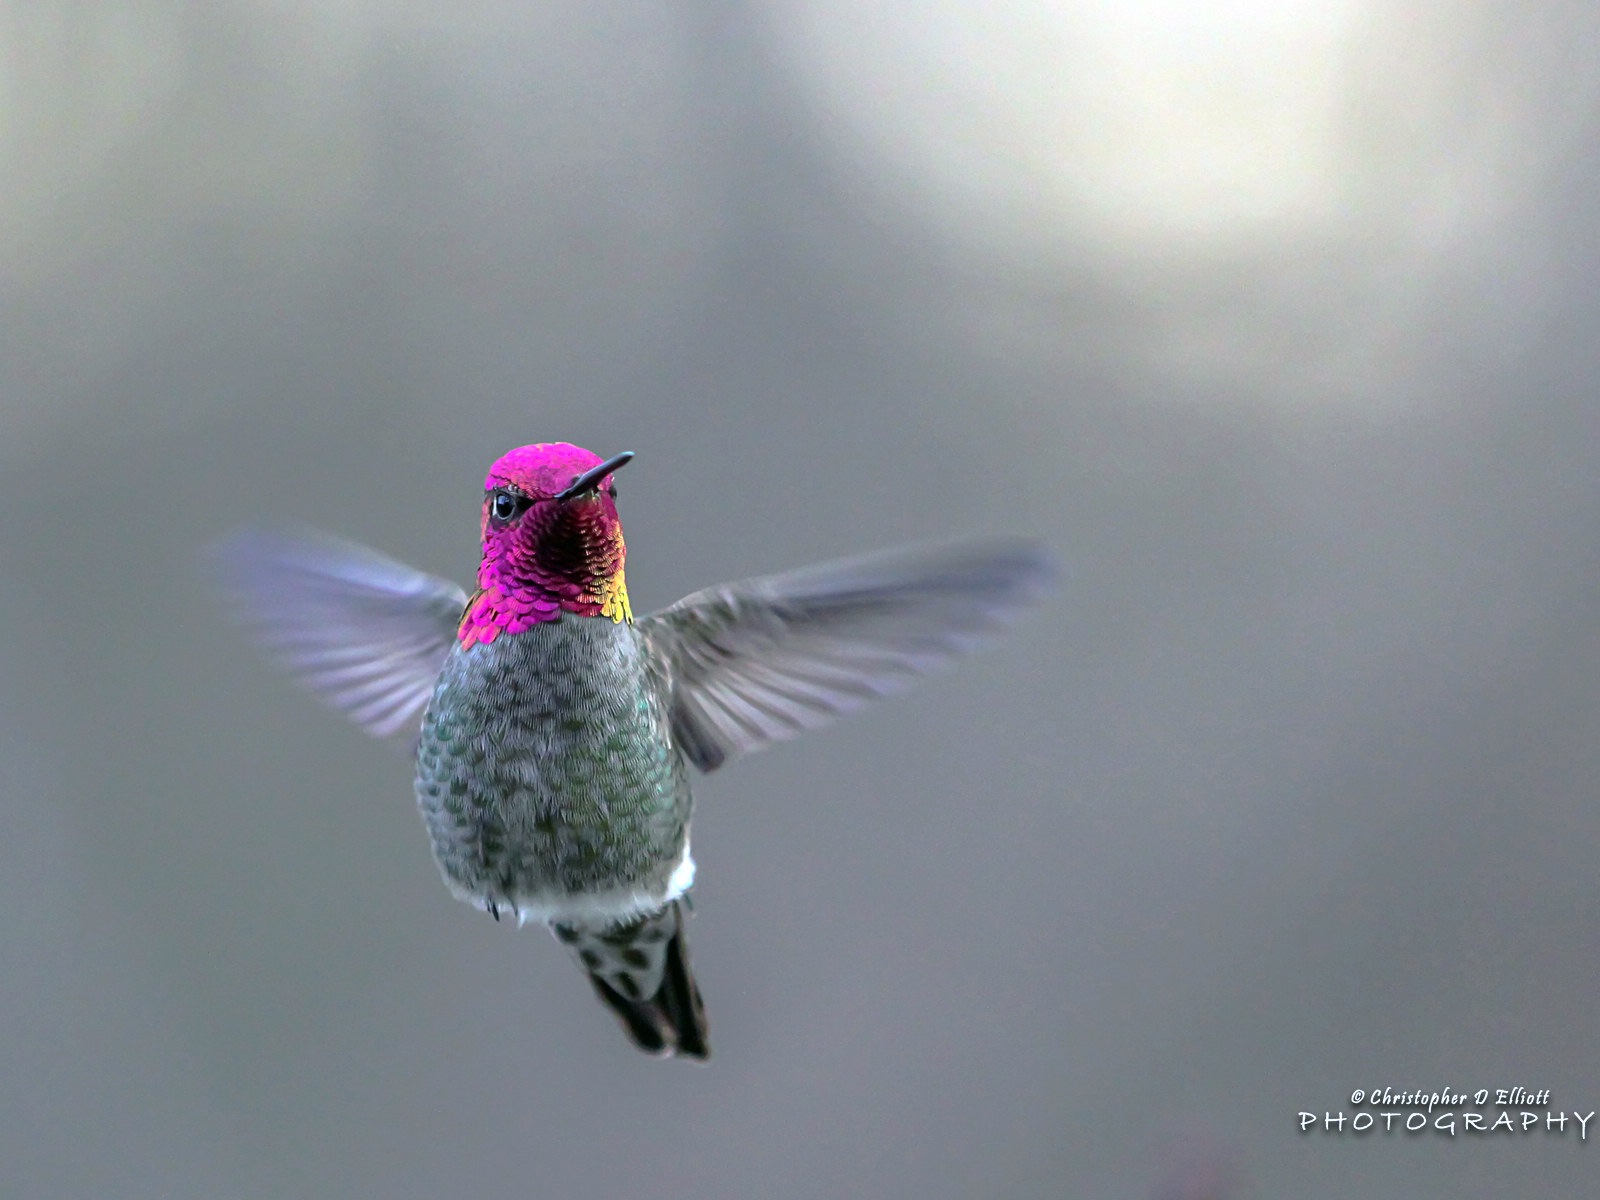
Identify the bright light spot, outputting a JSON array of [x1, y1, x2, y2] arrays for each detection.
[[767, 0, 1590, 409], [772, 0, 1363, 256], [1043, 0, 1355, 246]]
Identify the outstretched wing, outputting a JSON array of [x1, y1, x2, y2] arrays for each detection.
[[641, 539, 1054, 772], [210, 528, 468, 741]]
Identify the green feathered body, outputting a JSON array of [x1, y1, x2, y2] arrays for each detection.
[[413, 615, 694, 926]]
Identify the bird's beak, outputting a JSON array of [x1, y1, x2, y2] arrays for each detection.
[[554, 450, 634, 501]]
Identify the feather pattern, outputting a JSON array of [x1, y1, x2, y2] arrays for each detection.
[[641, 539, 1054, 771], [210, 528, 467, 741], [209, 441, 1054, 1063]]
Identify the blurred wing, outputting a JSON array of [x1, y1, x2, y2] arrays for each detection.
[[210, 528, 468, 741], [641, 539, 1054, 772]]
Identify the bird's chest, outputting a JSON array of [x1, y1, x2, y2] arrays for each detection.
[[413, 618, 686, 895]]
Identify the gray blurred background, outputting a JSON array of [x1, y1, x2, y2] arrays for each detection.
[[3, 3, 1599, 1197]]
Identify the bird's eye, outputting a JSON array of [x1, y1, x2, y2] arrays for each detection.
[[607, 484, 618, 499], [490, 492, 523, 523]]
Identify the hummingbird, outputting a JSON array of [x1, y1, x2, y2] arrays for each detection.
[[215, 443, 1051, 1061]]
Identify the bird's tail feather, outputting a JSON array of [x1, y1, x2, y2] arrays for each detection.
[[555, 900, 708, 1061]]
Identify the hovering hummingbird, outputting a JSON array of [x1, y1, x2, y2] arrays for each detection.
[[216, 443, 1051, 1061]]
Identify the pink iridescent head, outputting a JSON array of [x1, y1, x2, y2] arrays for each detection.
[[458, 443, 635, 648]]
